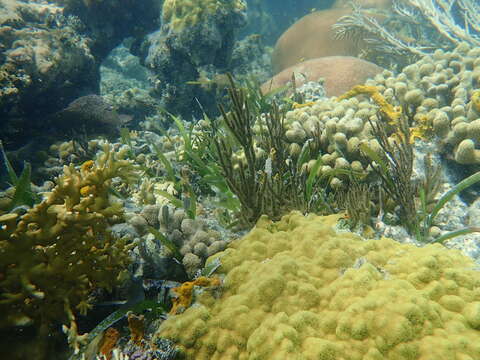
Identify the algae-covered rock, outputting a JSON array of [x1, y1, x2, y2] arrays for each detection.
[[142, 0, 247, 120], [156, 211, 480, 359]]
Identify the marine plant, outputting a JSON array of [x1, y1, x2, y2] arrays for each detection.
[[0, 140, 39, 211], [149, 110, 235, 220], [0, 144, 137, 352], [336, 181, 373, 230], [361, 108, 480, 242], [333, 0, 480, 69], [360, 109, 419, 235], [210, 75, 332, 227]]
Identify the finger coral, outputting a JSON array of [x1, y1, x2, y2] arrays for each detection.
[[0, 144, 137, 349]]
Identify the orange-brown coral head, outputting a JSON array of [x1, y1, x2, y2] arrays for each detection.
[[170, 276, 221, 315]]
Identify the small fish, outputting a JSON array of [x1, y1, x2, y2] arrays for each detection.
[[186, 73, 231, 91], [51, 95, 132, 132]]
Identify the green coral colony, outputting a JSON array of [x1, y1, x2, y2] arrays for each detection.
[[2, 0, 480, 359]]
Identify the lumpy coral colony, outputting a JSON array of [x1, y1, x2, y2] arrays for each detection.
[[157, 212, 480, 360]]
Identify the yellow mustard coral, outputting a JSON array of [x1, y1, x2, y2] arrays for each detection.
[[0, 144, 137, 348], [338, 85, 402, 124], [162, 0, 246, 31], [156, 211, 480, 360]]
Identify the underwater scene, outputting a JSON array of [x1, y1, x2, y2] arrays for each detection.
[[2, 0, 480, 359]]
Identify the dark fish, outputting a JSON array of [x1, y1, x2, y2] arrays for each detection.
[[51, 94, 132, 132]]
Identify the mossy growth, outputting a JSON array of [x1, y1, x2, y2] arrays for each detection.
[[0, 144, 137, 350], [162, 0, 246, 31]]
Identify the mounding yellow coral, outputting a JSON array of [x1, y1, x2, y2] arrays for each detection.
[[156, 211, 480, 359], [0, 144, 137, 349], [471, 90, 480, 113]]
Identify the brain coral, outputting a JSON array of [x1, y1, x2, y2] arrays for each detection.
[[271, 8, 368, 74], [261, 56, 383, 97], [156, 211, 480, 360]]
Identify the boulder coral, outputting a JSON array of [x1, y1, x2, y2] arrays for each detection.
[[261, 56, 384, 97], [271, 9, 358, 74], [156, 211, 480, 359]]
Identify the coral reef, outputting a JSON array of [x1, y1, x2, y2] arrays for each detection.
[[169, 276, 221, 315], [162, 0, 246, 31], [279, 43, 480, 185], [1, 0, 159, 149], [333, 0, 392, 9], [163, 208, 228, 278], [59, 0, 160, 59], [140, 0, 247, 119], [0, 0, 97, 147], [0, 144, 137, 349], [156, 211, 480, 359]]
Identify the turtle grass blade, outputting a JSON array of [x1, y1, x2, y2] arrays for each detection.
[[183, 182, 197, 220], [9, 162, 37, 210], [0, 140, 18, 185], [432, 226, 480, 245], [147, 226, 183, 262], [155, 190, 183, 209], [164, 110, 192, 151], [201, 257, 222, 277], [296, 140, 313, 173], [426, 171, 480, 229], [152, 143, 176, 183], [305, 155, 323, 201], [119, 128, 135, 159], [359, 142, 395, 189]]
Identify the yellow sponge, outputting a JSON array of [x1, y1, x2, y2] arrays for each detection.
[[156, 212, 480, 359]]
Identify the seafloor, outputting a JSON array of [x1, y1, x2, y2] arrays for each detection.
[[2, 0, 480, 359]]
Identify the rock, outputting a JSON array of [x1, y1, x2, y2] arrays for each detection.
[[262, 56, 384, 97]]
